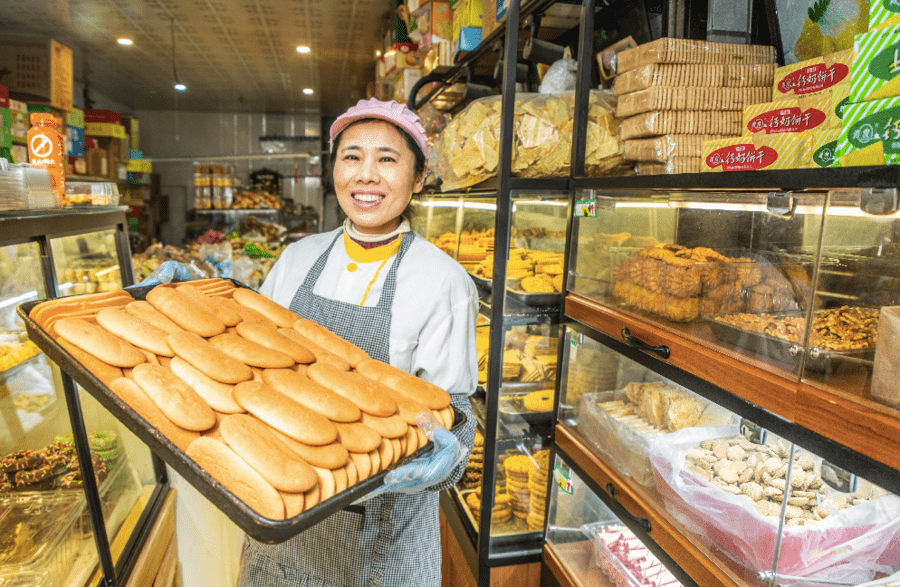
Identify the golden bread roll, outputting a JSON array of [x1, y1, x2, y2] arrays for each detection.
[[280, 490, 306, 518], [232, 381, 337, 446], [131, 363, 217, 432], [331, 466, 348, 493], [307, 362, 397, 417], [202, 411, 226, 441], [345, 460, 358, 486], [390, 438, 403, 465], [437, 405, 455, 429], [267, 426, 349, 469], [209, 332, 295, 369], [277, 329, 350, 371], [404, 425, 419, 456], [356, 358, 451, 410], [219, 414, 318, 493], [96, 308, 174, 357], [232, 288, 301, 328], [304, 484, 320, 509], [219, 298, 279, 330], [124, 301, 184, 333], [369, 448, 382, 474], [42, 309, 102, 338], [186, 436, 285, 520], [261, 368, 360, 422], [58, 337, 123, 386], [176, 284, 242, 326], [359, 412, 408, 439], [146, 286, 226, 337], [236, 322, 316, 364], [312, 467, 336, 501], [169, 356, 244, 414], [349, 452, 372, 480], [333, 421, 383, 453], [367, 384, 429, 426], [30, 290, 132, 326], [109, 377, 199, 451], [139, 349, 160, 365], [168, 331, 252, 384], [293, 319, 369, 368], [378, 438, 394, 467], [55, 316, 147, 368]]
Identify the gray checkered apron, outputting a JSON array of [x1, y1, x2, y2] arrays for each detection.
[[240, 230, 445, 587]]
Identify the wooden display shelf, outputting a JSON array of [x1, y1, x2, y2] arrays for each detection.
[[544, 541, 615, 587], [565, 293, 798, 419], [555, 424, 757, 587]]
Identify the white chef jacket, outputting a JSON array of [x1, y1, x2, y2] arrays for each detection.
[[259, 227, 479, 396]]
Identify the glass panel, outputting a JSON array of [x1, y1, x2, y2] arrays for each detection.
[[409, 195, 464, 250], [546, 454, 686, 587], [803, 189, 900, 404], [569, 190, 826, 382], [50, 230, 122, 297]]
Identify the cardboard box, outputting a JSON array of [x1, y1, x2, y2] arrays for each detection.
[[0, 38, 72, 111], [870, 1, 900, 31], [66, 125, 84, 157], [411, 0, 452, 48], [836, 96, 900, 166], [496, 0, 508, 22], [65, 108, 84, 129], [8, 99, 27, 144], [383, 42, 420, 76], [423, 41, 453, 73], [84, 109, 122, 124], [85, 148, 108, 178], [772, 49, 853, 102], [850, 25, 900, 103], [701, 133, 804, 172], [802, 128, 841, 168], [742, 93, 842, 136], [453, 27, 481, 60], [453, 0, 482, 33], [482, 0, 499, 38], [393, 67, 423, 103]]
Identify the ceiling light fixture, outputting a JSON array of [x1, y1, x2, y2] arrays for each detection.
[[117, 38, 133, 46], [171, 18, 187, 92], [376, 50, 382, 58], [303, 88, 314, 95], [296, 45, 310, 53]]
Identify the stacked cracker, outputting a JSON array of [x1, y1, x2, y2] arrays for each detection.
[[526, 450, 550, 531], [28, 279, 455, 521], [471, 248, 565, 294], [614, 38, 775, 175], [460, 430, 483, 489]]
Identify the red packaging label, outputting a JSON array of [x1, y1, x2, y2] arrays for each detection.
[[746, 107, 826, 134], [84, 109, 122, 124], [705, 144, 779, 171], [84, 136, 99, 149], [0, 84, 8, 109], [776, 63, 850, 97]]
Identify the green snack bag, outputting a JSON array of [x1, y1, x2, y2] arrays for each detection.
[[835, 96, 900, 165], [850, 25, 900, 103]]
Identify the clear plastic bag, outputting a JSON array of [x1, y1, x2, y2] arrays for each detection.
[[434, 90, 629, 190], [198, 242, 233, 278], [538, 57, 578, 93], [649, 425, 900, 584]]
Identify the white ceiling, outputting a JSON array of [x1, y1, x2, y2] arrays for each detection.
[[0, 0, 394, 117]]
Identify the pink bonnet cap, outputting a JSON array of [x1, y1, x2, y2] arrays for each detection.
[[329, 98, 429, 158]]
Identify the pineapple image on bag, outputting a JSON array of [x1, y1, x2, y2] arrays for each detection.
[[794, 0, 869, 62]]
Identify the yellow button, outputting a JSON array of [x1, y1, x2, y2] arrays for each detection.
[[347, 263, 358, 272]]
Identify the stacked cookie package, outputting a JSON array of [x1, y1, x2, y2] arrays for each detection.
[[26, 279, 456, 522], [614, 38, 775, 175]]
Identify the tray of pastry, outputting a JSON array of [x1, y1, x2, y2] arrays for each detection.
[[706, 306, 879, 373], [468, 274, 493, 292], [16, 279, 465, 544], [506, 289, 562, 307]]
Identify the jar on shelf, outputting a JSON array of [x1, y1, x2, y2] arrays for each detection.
[[194, 165, 212, 209]]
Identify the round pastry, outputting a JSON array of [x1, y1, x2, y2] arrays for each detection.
[[522, 389, 554, 412]]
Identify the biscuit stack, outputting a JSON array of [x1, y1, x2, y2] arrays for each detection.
[[614, 38, 775, 174], [28, 280, 456, 521], [460, 431, 484, 490], [466, 488, 513, 525], [503, 454, 533, 521], [566, 346, 619, 409], [527, 450, 550, 531]]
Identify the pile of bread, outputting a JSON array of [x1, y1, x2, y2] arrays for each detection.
[[27, 278, 454, 521], [470, 248, 565, 294]]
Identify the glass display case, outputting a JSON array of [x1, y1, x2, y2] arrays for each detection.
[[412, 191, 568, 580], [550, 323, 900, 587], [0, 209, 167, 587]]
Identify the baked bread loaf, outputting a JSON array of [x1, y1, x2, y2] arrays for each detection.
[[146, 286, 226, 337], [109, 377, 200, 451], [333, 422, 383, 453], [124, 301, 184, 333], [359, 412, 408, 439], [232, 287, 303, 328], [278, 328, 350, 371], [307, 363, 397, 417], [55, 317, 147, 368], [261, 368, 360, 422], [57, 337, 123, 386], [232, 381, 338, 446], [176, 284, 242, 326], [130, 363, 217, 432], [219, 414, 318, 493], [236, 322, 315, 364], [168, 331, 252, 384], [219, 298, 279, 330], [96, 308, 174, 357], [355, 358, 451, 410], [186, 436, 285, 520], [294, 319, 369, 368], [169, 356, 244, 414], [209, 332, 295, 369], [266, 425, 350, 469]]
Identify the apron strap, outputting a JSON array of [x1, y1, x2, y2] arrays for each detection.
[[298, 230, 343, 290], [375, 232, 416, 309]]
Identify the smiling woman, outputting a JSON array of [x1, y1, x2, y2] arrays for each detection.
[[238, 99, 478, 587]]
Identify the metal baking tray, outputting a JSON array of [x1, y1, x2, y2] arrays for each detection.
[[507, 289, 561, 307], [17, 282, 466, 544], [706, 315, 875, 374]]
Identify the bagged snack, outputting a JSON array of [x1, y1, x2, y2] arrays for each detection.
[[616, 38, 774, 74], [701, 134, 804, 172], [614, 63, 777, 97], [803, 128, 842, 168], [621, 110, 742, 140], [772, 49, 853, 101], [624, 134, 732, 162], [850, 26, 900, 103], [617, 86, 769, 118], [836, 97, 900, 166]]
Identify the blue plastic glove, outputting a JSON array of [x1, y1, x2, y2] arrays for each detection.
[[362, 412, 468, 499], [133, 260, 203, 288]]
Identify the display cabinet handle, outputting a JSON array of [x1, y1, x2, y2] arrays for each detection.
[[621, 328, 670, 360], [606, 483, 651, 533]]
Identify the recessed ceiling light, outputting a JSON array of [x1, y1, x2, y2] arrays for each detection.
[[375, 50, 382, 58], [296, 46, 310, 54], [117, 38, 133, 46], [303, 88, 314, 95], [174, 83, 187, 91]]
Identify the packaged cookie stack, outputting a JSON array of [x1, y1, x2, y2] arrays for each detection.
[[565, 346, 619, 410], [466, 489, 512, 525], [25, 279, 456, 522], [503, 454, 533, 521], [614, 38, 775, 175], [526, 450, 550, 531]]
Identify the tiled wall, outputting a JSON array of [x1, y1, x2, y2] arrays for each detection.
[[134, 109, 324, 245]]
